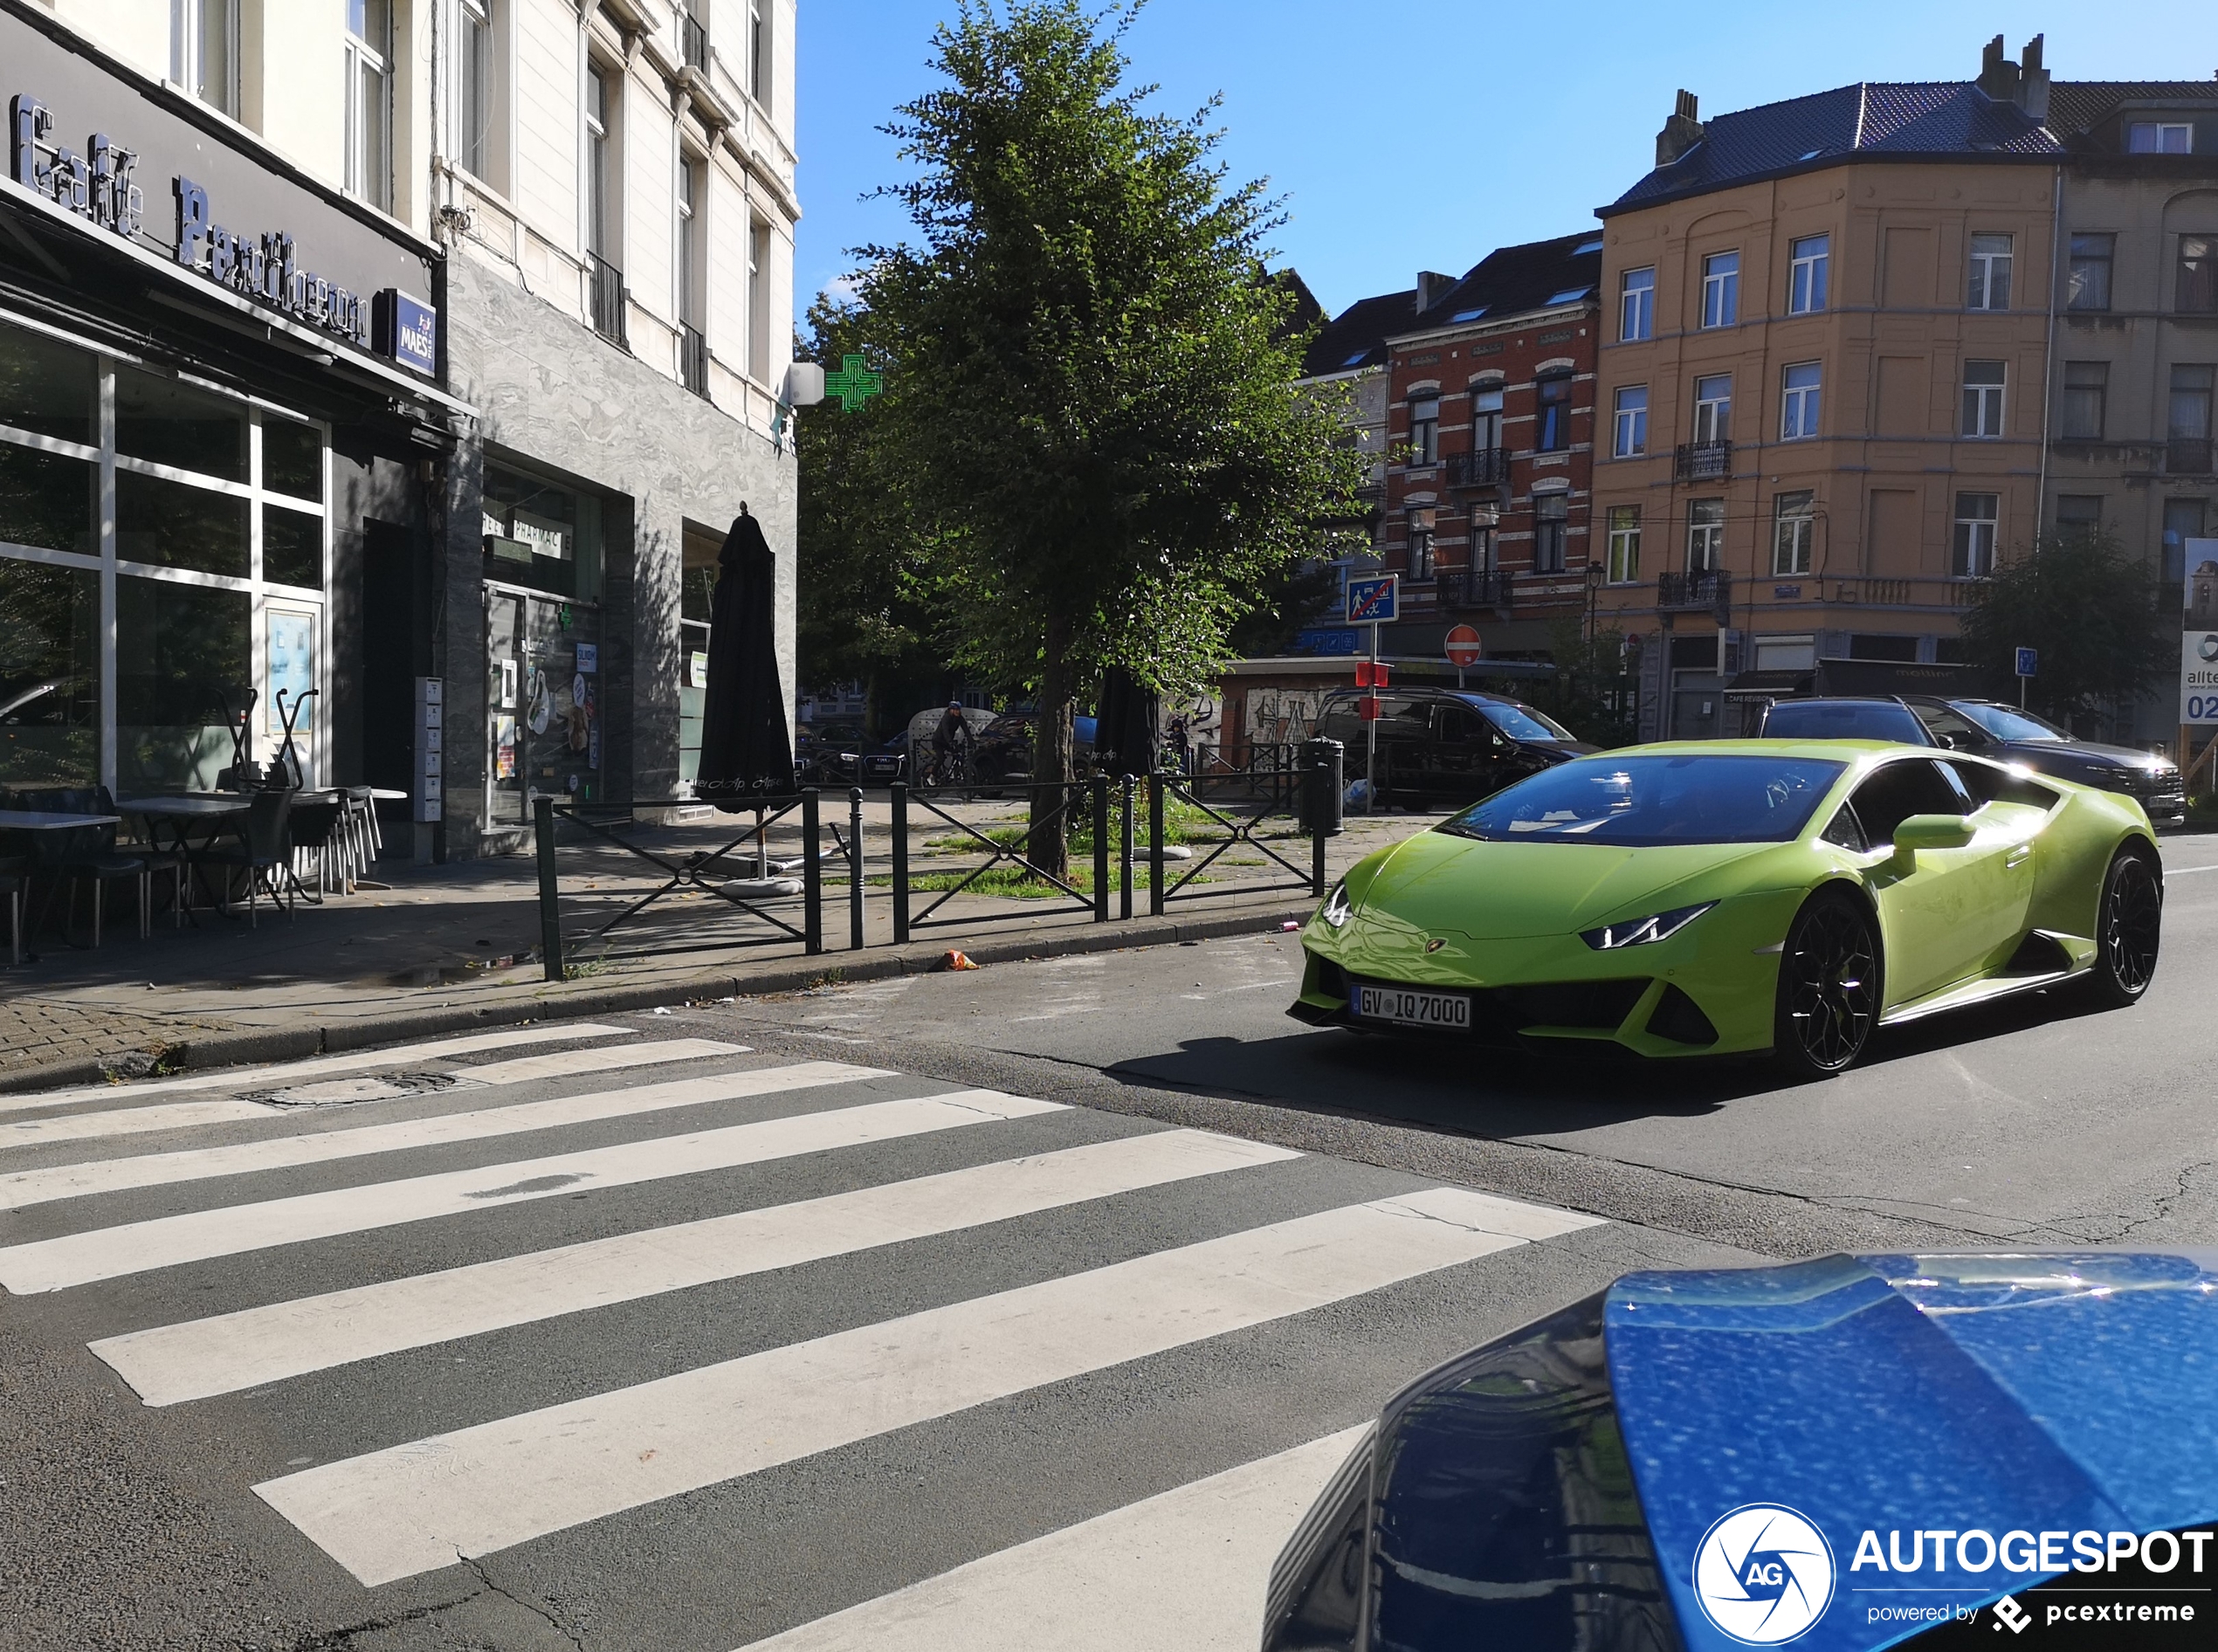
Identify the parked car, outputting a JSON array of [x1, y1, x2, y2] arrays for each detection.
[[970, 710, 1099, 785], [794, 719, 868, 786], [1264, 1248, 2218, 1652], [1312, 686, 1593, 809], [1754, 696, 1936, 747]]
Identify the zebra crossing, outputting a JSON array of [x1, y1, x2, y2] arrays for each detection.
[[0, 1018, 1617, 1649]]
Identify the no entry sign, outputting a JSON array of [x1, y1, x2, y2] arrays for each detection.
[[1444, 625, 1483, 669]]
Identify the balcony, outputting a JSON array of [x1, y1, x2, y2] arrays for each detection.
[[1657, 568, 1732, 613], [1674, 439, 1732, 482], [588, 251, 627, 347], [1444, 447, 1511, 490], [2169, 436, 2215, 476], [1443, 567, 1514, 612], [683, 11, 710, 71], [681, 324, 709, 397]]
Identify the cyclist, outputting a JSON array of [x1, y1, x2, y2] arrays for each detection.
[[927, 701, 972, 786]]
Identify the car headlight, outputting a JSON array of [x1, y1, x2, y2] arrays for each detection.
[[1319, 880, 1354, 928], [1580, 900, 1715, 950]]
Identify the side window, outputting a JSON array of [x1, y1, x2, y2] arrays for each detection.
[[1848, 760, 1963, 842], [1436, 705, 1478, 744], [1946, 759, 2003, 807], [1822, 802, 1870, 852], [1951, 761, 2059, 811], [1918, 706, 1990, 751]]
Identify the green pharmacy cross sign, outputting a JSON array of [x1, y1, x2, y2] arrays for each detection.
[[824, 353, 885, 412]]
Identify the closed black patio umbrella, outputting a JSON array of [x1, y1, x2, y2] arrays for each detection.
[[1096, 666, 1159, 776], [695, 506, 795, 810]]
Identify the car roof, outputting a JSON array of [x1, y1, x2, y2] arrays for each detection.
[[1324, 685, 1526, 706], [1581, 738, 1926, 761]]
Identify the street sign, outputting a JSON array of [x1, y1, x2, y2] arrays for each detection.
[[2015, 647, 2038, 678], [1444, 624, 1483, 669], [1354, 661, 1390, 688], [1345, 575, 1399, 626]]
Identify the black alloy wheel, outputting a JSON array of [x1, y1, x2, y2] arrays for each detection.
[[1773, 891, 1881, 1080], [2087, 846, 2162, 1008]]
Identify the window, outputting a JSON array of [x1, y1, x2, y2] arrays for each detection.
[[586, 67, 615, 259], [1953, 492, 1999, 577], [678, 155, 704, 326], [1962, 360, 2007, 438], [2163, 498, 2209, 582], [1470, 513, 1497, 571], [1408, 395, 1440, 465], [2068, 233, 2115, 312], [345, 0, 392, 211], [1533, 494, 1568, 573], [1780, 362, 1821, 440], [1535, 375, 1572, 452], [1849, 760, 1967, 844], [1612, 386, 1648, 458], [1406, 509, 1436, 580], [2056, 495, 2104, 539], [1686, 498, 1724, 571], [1606, 506, 1642, 583], [1471, 383, 1504, 451], [1967, 233, 2014, 311], [1773, 492, 1815, 575], [2060, 361, 2108, 441], [1700, 251, 1739, 328], [1692, 374, 1732, 444], [2180, 236, 2218, 314], [2128, 121, 2194, 154], [1787, 234, 1829, 313], [1620, 266, 1654, 341], [747, 217, 772, 382], [749, 0, 770, 107], [2173, 365, 2215, 470], [169, 0, 238, 117], [455, 0, 494, 182]]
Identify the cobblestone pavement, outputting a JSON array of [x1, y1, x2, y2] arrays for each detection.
[[0, 996, 238, 1080]]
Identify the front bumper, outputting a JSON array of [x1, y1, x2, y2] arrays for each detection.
[[1290, 890, 1798, 1058]]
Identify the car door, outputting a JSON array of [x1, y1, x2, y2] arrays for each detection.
[[1850, 757, 2027, 1005], [1429, 701, 1496, 804]]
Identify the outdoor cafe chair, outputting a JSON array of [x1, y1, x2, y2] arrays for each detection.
[[4, 785, 177, 946], [1, 864, 23, 966], [286, 799, 347, 902], [194, 788, 298, 926]]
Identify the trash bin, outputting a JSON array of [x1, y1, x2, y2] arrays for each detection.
[[1298, 736, 1344, 836]]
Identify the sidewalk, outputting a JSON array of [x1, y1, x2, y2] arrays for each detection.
[[0, 795, 1433, 1090]]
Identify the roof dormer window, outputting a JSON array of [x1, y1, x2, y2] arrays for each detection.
[[2126, 121, 2194, 155]]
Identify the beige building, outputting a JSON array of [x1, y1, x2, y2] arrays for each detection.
[[1592, 38, 2218, 743]]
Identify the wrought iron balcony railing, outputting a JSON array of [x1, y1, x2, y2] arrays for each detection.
[[1656, 568, 1732, 611], [588, 252, 626, 346], [1445, 447, 1511, 490], [1443, 567, 1514, 610], [1674, 439, 1732, 481]]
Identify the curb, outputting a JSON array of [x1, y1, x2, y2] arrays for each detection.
[[0, 903, 1313, 1095]]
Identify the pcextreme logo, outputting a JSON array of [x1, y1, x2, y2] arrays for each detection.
[[1693, 1504, 1838, 1645]]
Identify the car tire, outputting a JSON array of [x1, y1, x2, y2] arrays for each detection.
[[2084, 843, 2162, 1008], [1772, 889, 1882, 1081]]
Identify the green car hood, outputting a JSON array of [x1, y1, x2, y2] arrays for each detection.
[[1355, 829, 1778, 940]]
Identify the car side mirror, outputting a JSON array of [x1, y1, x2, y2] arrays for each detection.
[[1893, 813, 1976, 857]]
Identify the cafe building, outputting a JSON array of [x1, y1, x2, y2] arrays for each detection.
[[0, 1, 457, 820]]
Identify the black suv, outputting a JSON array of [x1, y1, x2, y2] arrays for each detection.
[[1755, 695, 2186, 824], [1314, 686, 1593, 809]]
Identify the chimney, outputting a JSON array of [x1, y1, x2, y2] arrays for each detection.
[[1416, 271, 1456, 311], [1978, 34, 2019, 100], [1656, 89, 1704, 167], [2018, 33, 2050, 120]]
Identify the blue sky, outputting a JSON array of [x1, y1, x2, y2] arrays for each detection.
[[794, 2, 2218, 327]]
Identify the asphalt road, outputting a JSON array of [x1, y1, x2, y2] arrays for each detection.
[[0, 829, 2210, 1651]]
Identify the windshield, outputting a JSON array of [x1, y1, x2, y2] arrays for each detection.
[[1475, 699, 1575, 742], [1762, 699, 1925, 743], [1443, 754, 1844, 846], [1951, 701, 2066, 742]]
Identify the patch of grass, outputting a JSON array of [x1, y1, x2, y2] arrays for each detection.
[[920, 794, 1233, 856]]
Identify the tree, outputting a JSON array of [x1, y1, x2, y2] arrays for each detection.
[[793, 299, 947, 736], [1958, 533, 2174, 726], [858, 0, 1366, 875], [1523, 619, 1639, 747]]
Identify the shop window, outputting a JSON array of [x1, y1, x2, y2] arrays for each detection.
[[1849, 633, 1919, 661], [264, 505, 324, 590], [0, 559, 100, 788], [481, 464, 605, 601], [263, 418, 323, 500], [0, 327, 96, 445], [115, 575, 250, 794], [116, 368, 247, 482], [117, 470, 249, 578], [0, 443, 96, 556]]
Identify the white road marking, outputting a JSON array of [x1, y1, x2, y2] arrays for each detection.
[[445, 1039, 750, 1087], [0, 1041, 755, 1153], [0, 1024, 635, 1115], [93, 1129, 1298, 1406], [734, 1426, 1371, 1652], [0, 1061, 889, 1215], [2163, 864, 2218, 877], [0, 1089, 1058, 1293], [253, 1187, 1601, 1586]]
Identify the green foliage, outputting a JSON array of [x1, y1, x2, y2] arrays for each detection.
[[852, 0, 1370, 871], [1521, 619, 1638, 747], [1958, 533, 2174, 723]]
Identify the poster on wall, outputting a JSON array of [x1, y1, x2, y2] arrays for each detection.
[[2185, 540, 2218, 726], [266, 609, 316, 732], [494, 715, 518, 781]]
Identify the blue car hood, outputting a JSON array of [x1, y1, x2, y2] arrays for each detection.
[[1606, 1251, 2218, 1651]]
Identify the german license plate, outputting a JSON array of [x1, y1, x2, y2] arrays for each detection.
[[1355, 984, 1471, 1029]]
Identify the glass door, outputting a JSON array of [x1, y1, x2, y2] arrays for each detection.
[[485, 583, 603, 825]]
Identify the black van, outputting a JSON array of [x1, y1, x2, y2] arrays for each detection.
[[1313, 686, 1595, 809]]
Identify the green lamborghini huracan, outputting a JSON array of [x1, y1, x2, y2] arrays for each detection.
[[1290, 741, 2163, 1078]]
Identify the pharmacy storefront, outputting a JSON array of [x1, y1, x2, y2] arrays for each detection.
[[0, 4, 454, 802]]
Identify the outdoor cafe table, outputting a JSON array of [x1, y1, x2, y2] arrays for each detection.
[[116, 795, 253, 919], [0, 809, 125, 957]]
